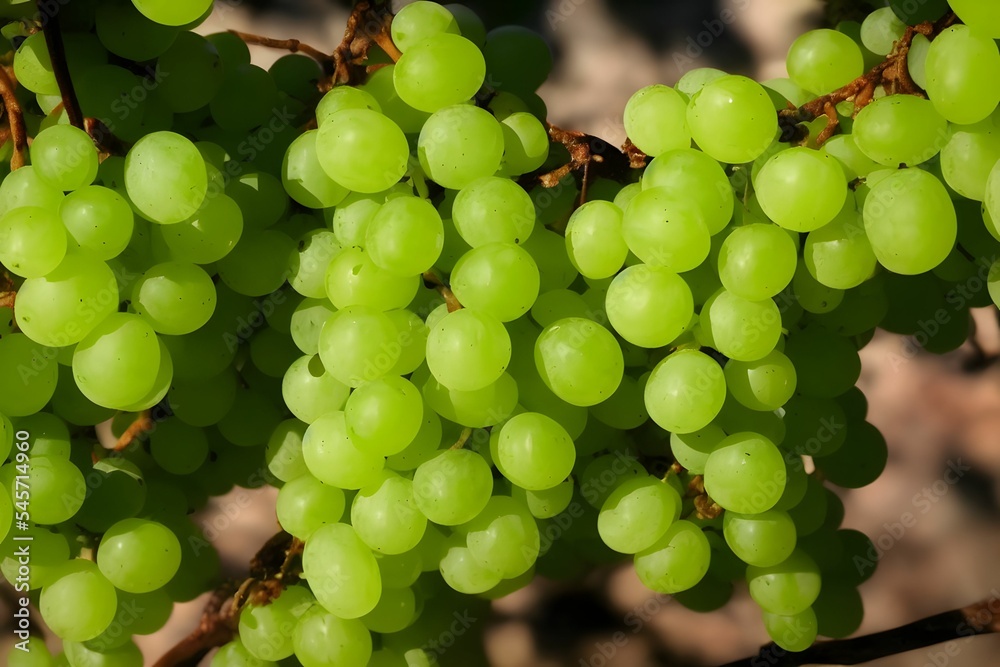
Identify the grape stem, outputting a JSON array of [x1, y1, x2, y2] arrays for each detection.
[[778, 11, 958, 146], [152, 533, 304, 667], [422, 270, 463, 312], [113, 409, 154, 451], [35, 1, 85, 130], [721, 595, 1000, 667], [227, 30, 334, 69], [0, 66, 26, 170]]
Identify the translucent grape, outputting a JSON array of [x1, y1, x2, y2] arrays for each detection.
[[418, 105, 504, 190], [641, 149, 734, 235], [669, 425, 726, 474], [787, 29, 864, 95], [157, 193, 243, 264], [464, 495, 540, 578], [853, 96, 948, 166], [534, 317, 623, 407], [132, 0, 212, 26], [0, 207, 66, 279], [345, 375, 423, 456], [132, 262, 216, 334], [30, 125, 99, 191], [316, 87, 381, 126], [282, 130, 350, 209], [598, 476, 680, 554], [439, 535, 502, 594], [624, 85, 691, 157], [394, 34, 485, 112], [352, 470, 427, 554], [633, 520, 710, 594], [747, 549, 822, 616], [755, 148, 847, 232], [452, 177, 535, 247], [302, 523, 382, 619], [863, 168, 956, 275], [718, 223, 798, 300], [125, 132, 207, 224], [411, 449, 493, 525], [60, 186, 134, 260], [948, 0, 1000, 39], [324, 246, 419, 311], [450, 243, 540, 322], [302, 411, 384, 489], [622, 187, 710, 272], [316, 109, 409, 194], [426, 309, 510, 392], [391, 2, 459, 52], [14, 32, 59, 96], [496, 412, 575, 491], [704, 432, 786, 514], [97, 518, 181, 593], [924, 25, 1000, 125], [604, 265, 692, 348], [366, 196, 444, 276], [724, 349, 797, 412], [723, 509, 797, 567], [644, 350, 726, 434], [157, 32, 225, 112], [686, 75, 777, 164], [701, 289, 782, 361], [565, 201, 629, 280], [276, 474, 346, 540], [40, 560, 117, 641], [499, 112, 550, 176]]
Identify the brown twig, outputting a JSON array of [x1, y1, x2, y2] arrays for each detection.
[[721, 595, 1000, 667], [0, 67, 26, 170], [778, 12, 956, 146], [422, 271, 463, 312], [154, 533, 304, 667], [84, 118, 131, 158], [113, 410, 153, 451], [323, 1, 401, 90], [228, 30, 333, 65], [37, 1, 84, 130]]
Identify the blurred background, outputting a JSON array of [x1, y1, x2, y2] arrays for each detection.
[[9, 0, 1000, 665]]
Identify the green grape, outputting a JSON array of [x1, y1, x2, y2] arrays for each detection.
[[270, 53, 322, 102], [282, 131, 350, 209], [301, 523, 382, 619], [7, 637, 52, 667], [1, 526, 69, 590], [65, 639, 143, 667], [359, 65, 431, 134], [131, 0, 212, 26], [860, 7, 905, 56], [72, 457, 145, 533], [302, 411, 384, 489], [718, 223, 798, 300], [72, 313, 160, 409], [209, 63, 278, 132], [325, 246, 419, 311], [361, 586, 416, 634], [641, 149, 735, 235], [483, 26, 552, 95], [622, 187, 710, 272], [412, 449, 493, 525], [598, 475, 680, 554], [352, 470, 427, 554], [633, 520, 710, 594], [211, 639, 277, 667], [60, 187, 134, 261], [791, 263, 843, 314], [345, 375, 423, 456], [0, 206, 67, 278], [723, 509, 797, 567], [746, 549, 821, 616], [40, 559, 117, 641], [786, 29, 863, 95], [386, 309, 429, 375], [14, 32, 59, 95], [444, 3, 486, 45], [512, 479, 574, 519], [624, 85, 691, 157], [316, 87, 381, 126], [853, 96, 948, 166], [531, 289, 591, 328], [564, 201, 628, 280], [687, 75, 777, 164], [534, 317, 623, 407], [394, 34, 485, 112], [499, 112, 549, 176], [156, 32, 224, 112], [366, 196, 444, 276], [813, 419, 887, 488], [30, 125, 99, 191], [763, 608, 818, 653], [150, 418, 209, 475], [124, 132, 207, 224], [169, 370, 237, 426], [863, 168, 956, 275], [318, 305, 402, 388], [495, 412, 574, 491], [386, 408, 442, 472], [238, 586, 315, 661], [392, 2, 459, 52], [265, 418, 309, 482], [645, 350, 726, 434], [0, 333, 58, 417], [217, 229, 296, 297], [724, 349, 797, 411], [803, 200, 876, 289], [439, 534, 502, 594], [762, 77, 811, 107], [949, 0, 1000, 38], [941, 110, 1000, 201], [426, 309, 510, 392], [589, 374, 648, 429], [276, 473, 346, 540], [812, 579, 863, 638], [225, 171, 288, 231], [0, 167, 65, 218], [784, 328, 860, 399], [704, 432, 786, 514], [822, 134, 881, 180], [450, 243, 540, 322], [96, 518, 180, 593], [11, 413, 70, 459], [670, 425, 726, 474], [132, 262, 216, 335], [282, 354, 350, 424], [675, 67, 726, 97], [755, 148, 847, 232], [523, 227, 580, 291], [418, 105, 504, 190], [317, 109, 409, 194], [462, 495, 539, 578], [924, 25, 1000, 125], [290, 299, 337, 356], [328, 192, 381, 247], [701, 289, 782, 361], [289, 230, 341, 299], [156, 193, 243, 264], [452, 176, 535, 247]]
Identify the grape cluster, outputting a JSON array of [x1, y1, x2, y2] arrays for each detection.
[[0, 0, 999, 664]]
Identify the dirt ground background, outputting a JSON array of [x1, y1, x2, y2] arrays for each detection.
[[7, 0, 1000, 665]]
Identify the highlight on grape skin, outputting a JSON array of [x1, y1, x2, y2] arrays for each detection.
[[0, 0, 997, 665]]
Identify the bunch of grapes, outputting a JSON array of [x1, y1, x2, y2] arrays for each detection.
[[0, 0, 999, 664]]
